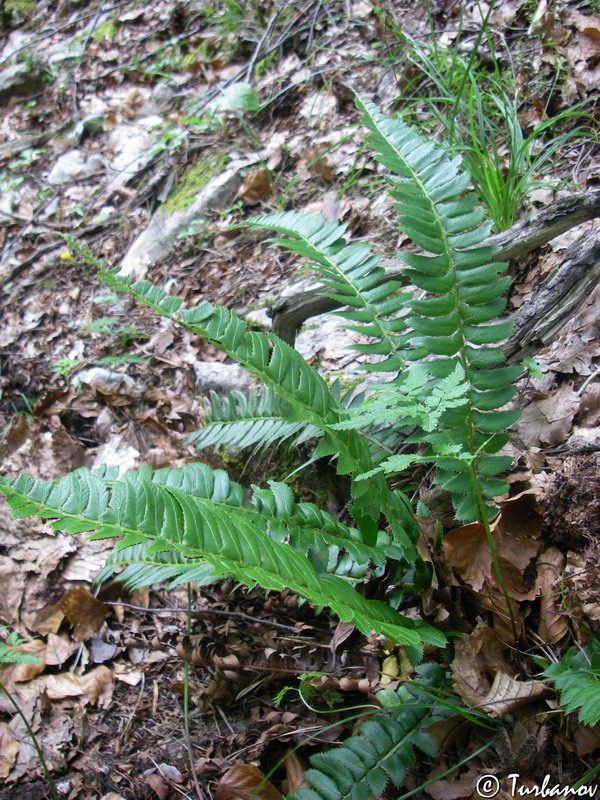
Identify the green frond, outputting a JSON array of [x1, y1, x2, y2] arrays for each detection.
[[98, 267, 415, 547], [286, 664, 450, 800], [0, 469, 443, 648], [355, 97, 519, 520], [245, 211, 411, 373], [186, 388, 320, 452], [540, 638, 600, 726]]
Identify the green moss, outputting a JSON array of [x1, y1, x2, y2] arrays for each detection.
[[161, 153, 228, 215], [327, 370, 364, 394], [91, 17, 119, 42], [5, 0, 36, 15]]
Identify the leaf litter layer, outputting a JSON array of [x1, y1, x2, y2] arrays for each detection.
[[0, 0, 600, 796]]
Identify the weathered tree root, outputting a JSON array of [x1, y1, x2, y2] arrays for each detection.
[[268, 190, 600, 363]]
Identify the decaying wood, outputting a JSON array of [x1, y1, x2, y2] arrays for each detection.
[[504, 228, 600, 362], [269, 191, 600, 360]]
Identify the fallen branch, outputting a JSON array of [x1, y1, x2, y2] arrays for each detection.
[[504, 227, 600, 362], [268, 190, 600, 360]]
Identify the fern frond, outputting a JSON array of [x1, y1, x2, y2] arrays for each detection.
[[245, 211, 410, 372], [0, 469, 444, 648], [354, 98, 520, 520], [186, 388, 319, 452], [97, 267, 417, 549], [286, 664, 449, 800], [540, 638, 600, 726], [97, 544, 223, 590]]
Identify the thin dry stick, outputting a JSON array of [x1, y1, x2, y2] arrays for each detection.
[[104, 600, 301, 633]]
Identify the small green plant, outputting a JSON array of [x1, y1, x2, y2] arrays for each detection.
[[0, 97, 525, 795], [538, 637, 600, 726], [0, 626, 40, 665], [394, 15, 593, 229], [52, 357, 81, 377], [83, 316, 145, 348]]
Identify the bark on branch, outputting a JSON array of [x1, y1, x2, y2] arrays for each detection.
[[268, 191, 600, 363]]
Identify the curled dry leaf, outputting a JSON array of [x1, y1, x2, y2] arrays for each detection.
[[452, 622, 546, 716], [0, 722, 19, 779], [452, 623, 511, 707], [514, 384, 580, 449], [54, 586, 111, 642], [215, 764, 282, 800], [442, 492, 542, 595], [537, 547, 569, 645], [237, 168, 273, 205]]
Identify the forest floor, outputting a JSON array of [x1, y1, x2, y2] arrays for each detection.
[[0, 0, 600, 797]]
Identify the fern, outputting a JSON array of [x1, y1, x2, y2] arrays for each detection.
[[186, 388, 319, 452], [538, 638, 600, 726], [244, 212, 410, 373], [0, 467, 443, 649], [286, 664, 450, 800], [248, 97, 521, 522], [93, 263, 419, 555]]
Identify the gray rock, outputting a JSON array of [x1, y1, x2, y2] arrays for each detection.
[[118, 165, 244, 279], [71, 367, 135, 391], [47, 149, 105, 185], [193, 361, 251, 395], [0, 62, 50, 105]]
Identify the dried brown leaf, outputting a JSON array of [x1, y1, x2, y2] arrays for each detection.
[[45, 632, 79, 667], [443, 493, 542, 597], [537, 547, 569, 645], [514, 384, 580, 448], [573, 721, 600, 756], [0, 639, 46, 684], [216, 764, 282, 800], [0, 722, 19, 778], [283, 750, 308, 793], [425, 767, 479, 800], [237, 168, 273, 205], [452, 623, 511, 707], [54, 586, 111, 641], [44, 665, 112, 704], [477, 672, 547, 718]]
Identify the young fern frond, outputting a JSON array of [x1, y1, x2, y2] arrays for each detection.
[[538, 638, 600, 726], [286, 664, 450, 800], [0, 469, 443, 649], [186, 388, 319, 453]]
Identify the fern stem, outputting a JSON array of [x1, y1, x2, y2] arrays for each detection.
[[183, 584, 203, 799], [395, 733, 500, 800], [466, 462, 519, 642], [0, 681, 60, 800]]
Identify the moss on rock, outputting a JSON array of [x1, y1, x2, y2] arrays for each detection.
[[161, 152, 228, 216]]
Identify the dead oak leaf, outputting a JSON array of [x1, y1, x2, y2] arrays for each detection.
[[237, 168, 273, 205], [514, 384, 579, 448], [443, 493, 542, 595], [216, 764, 282, 800], [53, 586, 111, 641]]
